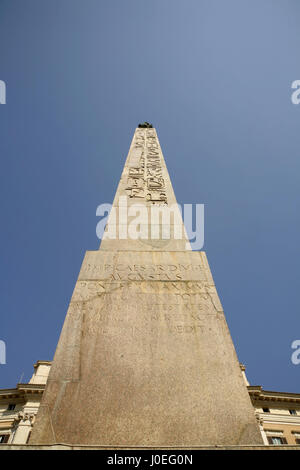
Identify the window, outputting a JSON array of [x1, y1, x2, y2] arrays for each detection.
[[267, 436, 287, 445], [262, 407, 270, 413], [296, 439, 300, 445], [289, 409, 297, 415], [0, 435, 10, 444], [7, 404, 16, 411]]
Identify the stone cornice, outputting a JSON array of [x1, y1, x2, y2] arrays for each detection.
[[33, 360, 52, 369], [0, 383, 45, 400], [257, 412, 300, 426], [248, 386, 300, 403], [17, 383, 45, 393]]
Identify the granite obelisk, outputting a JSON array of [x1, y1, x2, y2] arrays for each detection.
[[30, 125, 263, 446]]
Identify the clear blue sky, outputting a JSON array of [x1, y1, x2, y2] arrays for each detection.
[[0, 0, 299, 392]]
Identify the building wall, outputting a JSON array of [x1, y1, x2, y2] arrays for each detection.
[[253, 402, 300, 445], [0, 361, 50, 444]]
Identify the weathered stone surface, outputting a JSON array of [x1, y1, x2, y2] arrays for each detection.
[[1, 444, 300, 450], [30, 128, 263, 446]]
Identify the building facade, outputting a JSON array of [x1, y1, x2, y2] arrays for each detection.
[[1, 361, 299, 446], [0, 361, 50, 445]]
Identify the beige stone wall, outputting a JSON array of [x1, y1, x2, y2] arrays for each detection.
[[252, 401, 300, 445], [262, 423, 299, 445], [29, 362, 51, 385]]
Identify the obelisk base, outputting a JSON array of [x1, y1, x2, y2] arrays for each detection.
[[30, 250, 263, 446]]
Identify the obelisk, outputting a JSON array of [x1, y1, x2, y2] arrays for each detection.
[[30, 125, 263, 446]]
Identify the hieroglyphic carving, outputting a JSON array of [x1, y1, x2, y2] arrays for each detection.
[[125, 128, 168, 204], [145, 129, 167, 203]]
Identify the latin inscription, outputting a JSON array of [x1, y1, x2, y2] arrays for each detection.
[[80, 262, 207, 282], [70, 280, 223, 337]]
